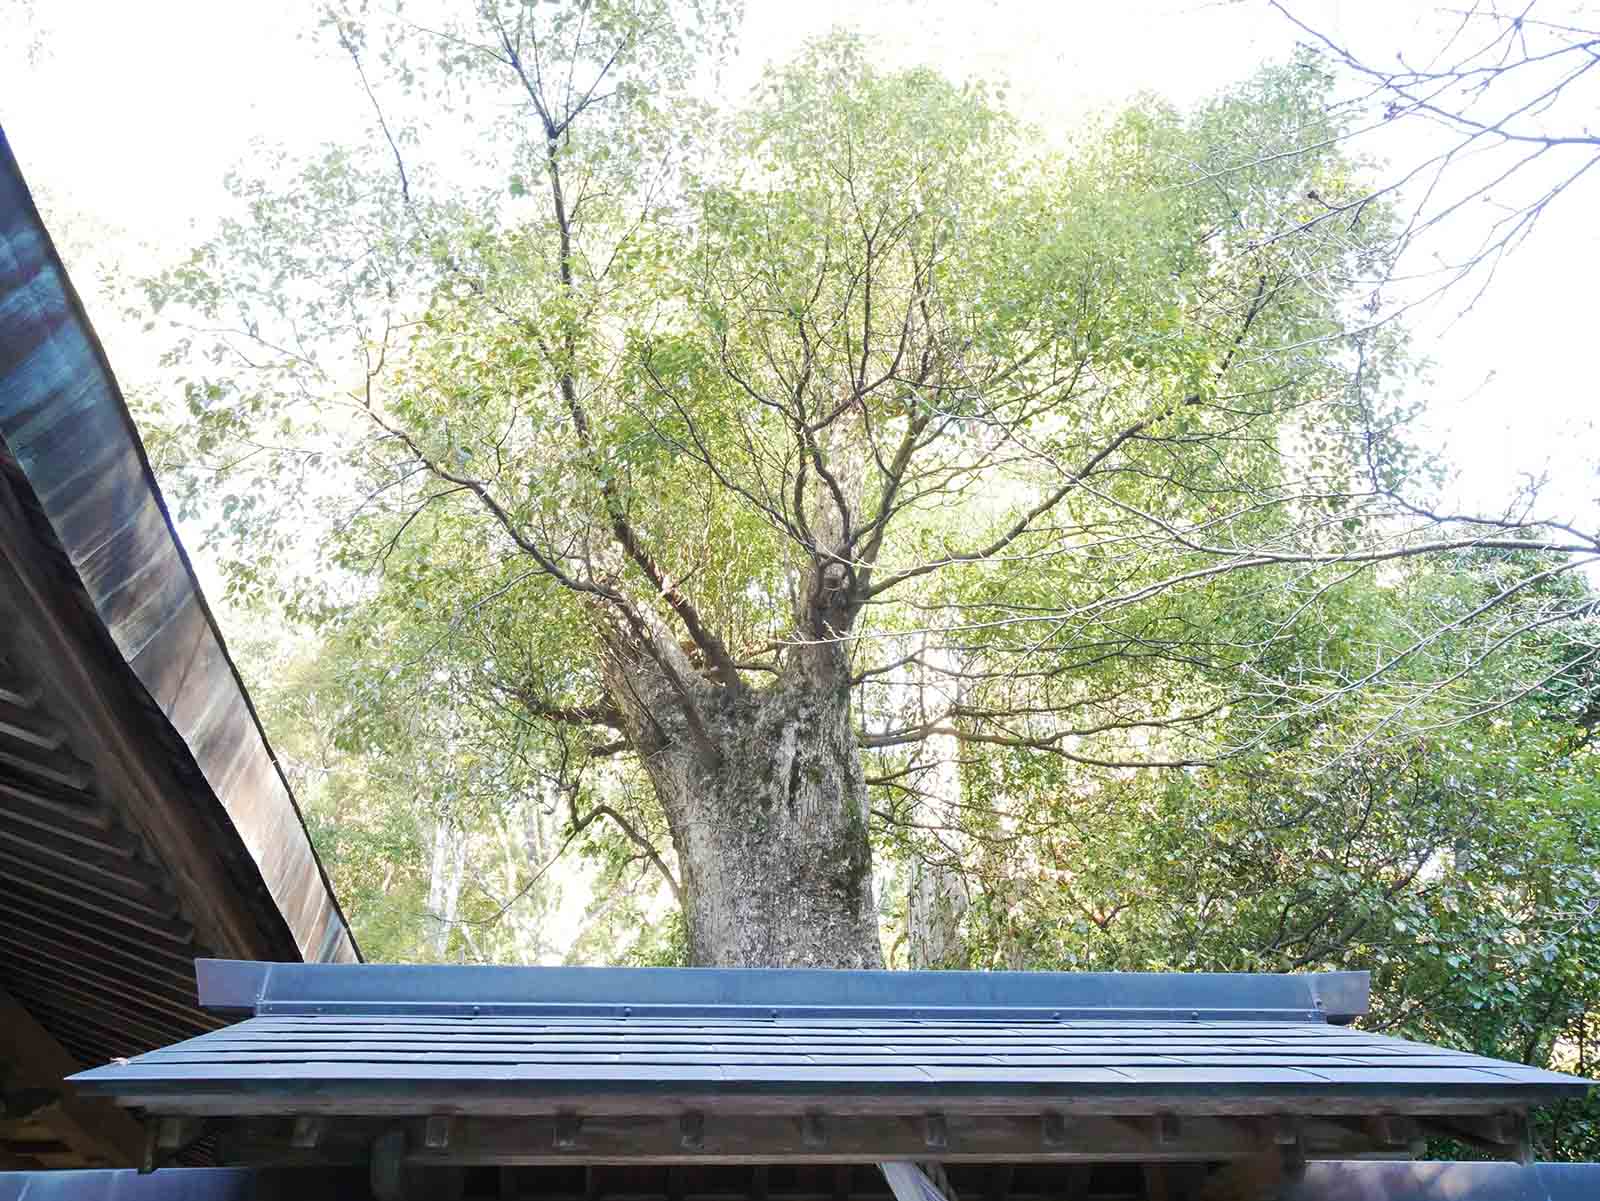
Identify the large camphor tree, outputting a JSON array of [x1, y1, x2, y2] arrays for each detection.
[[144, 0, 1600, 968]]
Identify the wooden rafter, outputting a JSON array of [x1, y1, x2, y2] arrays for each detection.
[[210, 1110, 1481, 1170], [0, 985, 144, 1167]]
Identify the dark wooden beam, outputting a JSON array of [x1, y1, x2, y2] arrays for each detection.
[[0, 984, 144, 1167], [985, 1163, 1014, 1201], [682, 1112, 706, 1152], [220, 1110, 1288, 1168], [113, 1084, 1561, 1120], [420, 1165, 465, 1201], [371, 1129, 405, 1201], [1422, 1111, 1533, 1163], [0, 1146, 42, 1170], [291, 1116, 326, 1149], [802, 1112, 827, 1149], [0, 494, 288, 964], [1194, 1152, 1289, 1201]]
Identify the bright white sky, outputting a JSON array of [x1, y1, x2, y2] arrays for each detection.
[[3, 0, 1596, 531]]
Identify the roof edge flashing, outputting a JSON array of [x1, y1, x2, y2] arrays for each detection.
[[1308, 971, 1370, 1026], [196, 958, 274, 1014], [194, 959, 1370, 1022]]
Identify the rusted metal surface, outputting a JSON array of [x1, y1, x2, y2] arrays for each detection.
[[0, 125, 355, 968]]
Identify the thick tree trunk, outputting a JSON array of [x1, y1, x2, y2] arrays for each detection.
[[605, 639, 883, 968]]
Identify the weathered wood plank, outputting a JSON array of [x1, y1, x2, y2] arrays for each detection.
[[110, 1083, 1553, 1120], [218, 1111, 1284, 1168], [0, 984, 144, 1166], [0, 130, 357, 967]]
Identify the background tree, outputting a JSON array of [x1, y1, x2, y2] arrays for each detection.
[[140, 1, 1599, 970], [941, 549, 1600, 1153]]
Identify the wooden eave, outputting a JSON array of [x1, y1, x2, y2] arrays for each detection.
[[0, 125, 359, 1168], [71, 962, 1594, 1175]]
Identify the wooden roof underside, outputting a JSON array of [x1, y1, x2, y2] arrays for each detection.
[[0, 125, 358, 1169]]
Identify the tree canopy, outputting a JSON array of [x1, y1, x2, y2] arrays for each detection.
[[129, 0, 1599, 1150]]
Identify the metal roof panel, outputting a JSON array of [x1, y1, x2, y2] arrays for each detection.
[[194, 959, 1367, 1023], [70, 1005, 1592, 1112]]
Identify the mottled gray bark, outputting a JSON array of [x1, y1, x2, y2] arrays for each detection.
[[908, 857, 968, 969], [577, 436, 886, 968], [603, 632, 882, 969]]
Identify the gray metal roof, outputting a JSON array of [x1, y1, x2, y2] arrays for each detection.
[[69, 961, 1589, 1117], [72, 1011, 1589, 1107], [189, 958, 1372, 1022]]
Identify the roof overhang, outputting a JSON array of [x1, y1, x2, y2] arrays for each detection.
[[0, 127, 356, 970], [71, 961, 1593, 1175], [0, 126, 359, 1168]]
